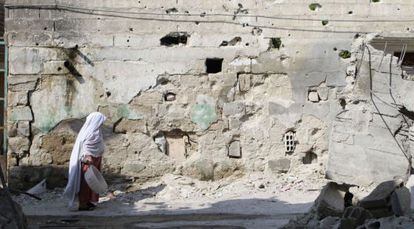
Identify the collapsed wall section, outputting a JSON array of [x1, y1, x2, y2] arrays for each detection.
[[4, 0, 414, 189]]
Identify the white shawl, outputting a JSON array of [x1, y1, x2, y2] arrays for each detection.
[[63, 112, 106, 208]]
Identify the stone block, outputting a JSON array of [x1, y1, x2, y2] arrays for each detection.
[[223, 102, 245, 116], [17, 121, 30, 137], [8, 75, 39, 92], [317, 87, 329, 101], [10, 106, 33, 121], [308, 91, 320, 102], [8, 136, 30, 155], [228, 117, 241, 130], [183, 158, 214, 181], [8, 91, 28, 106], [42, 61, 69, 74], [390, 187, 411, 217], [9, 47, 42, 74], [228, 140, 241, 158], [314, 182, 347, 219], [342, 206, 373, 227], [238, 74, 251, 92], [268, 158, 290, 173]]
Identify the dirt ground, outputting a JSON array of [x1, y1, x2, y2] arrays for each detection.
[[14, 172, 325, 228]]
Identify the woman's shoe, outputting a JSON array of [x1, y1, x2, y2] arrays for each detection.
[[78, 202, 96, 211]]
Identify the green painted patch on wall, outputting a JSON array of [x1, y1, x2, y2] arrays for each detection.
[[191, 103, 217, 130], [117, 104, 143, 120]]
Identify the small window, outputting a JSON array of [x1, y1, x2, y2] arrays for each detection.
[[205, 58, 223, 74], [284, 131, 296, 153]]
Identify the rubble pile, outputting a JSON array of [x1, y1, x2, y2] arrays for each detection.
[[282, 179, 414, 228], [0, 188, 27, 229]]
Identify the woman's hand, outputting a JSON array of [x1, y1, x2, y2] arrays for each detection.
[[82, 155, 93, 165]]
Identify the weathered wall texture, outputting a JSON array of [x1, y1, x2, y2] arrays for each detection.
[[4, 0, 414, 189]]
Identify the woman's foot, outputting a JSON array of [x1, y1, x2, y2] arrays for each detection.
[[78, 202, 96, 211]]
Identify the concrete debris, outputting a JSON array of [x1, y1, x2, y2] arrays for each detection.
[[282, 180, 413, 228], [27, 179, 47, 195], [0, 189, 27, 229]]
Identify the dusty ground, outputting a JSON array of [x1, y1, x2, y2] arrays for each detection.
[[14, 172, 326, 228]]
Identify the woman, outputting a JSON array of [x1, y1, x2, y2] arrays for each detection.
[[63, 112, 107, 210]]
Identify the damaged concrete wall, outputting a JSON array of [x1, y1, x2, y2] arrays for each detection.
[[4, 0, 414, 188]]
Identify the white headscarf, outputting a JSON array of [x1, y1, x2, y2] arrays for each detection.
[[63, 112, 106, 208]]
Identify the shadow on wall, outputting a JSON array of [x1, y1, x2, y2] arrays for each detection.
[[8, 164, 132, 191], [26, 194, 313, 228]]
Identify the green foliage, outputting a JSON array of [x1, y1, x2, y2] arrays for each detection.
[[339, 50, 351, 59], [309, 3, 322, 11]]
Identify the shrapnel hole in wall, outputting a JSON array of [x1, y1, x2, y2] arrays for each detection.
[[269, 38, 282, 50], [284, 131, 296, 153], [160, 32, 189, 46], [205, 58, 223, 73], [302, 151, 317, 164]]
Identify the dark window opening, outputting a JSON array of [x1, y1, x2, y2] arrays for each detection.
[[302, 151, 317, 164], [205, 58, 223, 74], [394, 52, 414, 75], [160, 32, 189, 46]]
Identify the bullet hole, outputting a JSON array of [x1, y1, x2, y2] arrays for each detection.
[[333, 47, 337, 51], [205, 58, 223, 74], [43, 27, 47, 30], [57, 67, 62, 71], [219, 37, 242, 47], [348, 11, 353, 14], [106, 91, 111, 97], [129, 28, 133, 31], [339, 98, 346, 109], [166, 8, 178, 14], [195, 21, 200, 25], [302, 151, 317, 164], [35, 43, 39, 46], [160, 32, 189, 46], [309, 3, 322, 11], [321, 20, 329, 26], [185, 11, 189, 14], [245, 43, 249, 46], [200, 12, 206, 17], [269, 37, 282, 50], [258, 184, 265, 189], [371, 0, 380, 2], [126, 39, 130, 43], [407, 28, 410, 31], [339, 50, 351, 59], [251, 27, 263, 35], [134, 151, 138, 154], [354, 33, 360, 39], [164, 92, 176, 101]]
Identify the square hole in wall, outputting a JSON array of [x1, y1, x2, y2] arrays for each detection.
[[284, 131, 296, 153], [205, 58, 223, 74]]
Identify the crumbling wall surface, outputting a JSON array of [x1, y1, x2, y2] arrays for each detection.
[[327, 34, 414, 186], [4, 0, 414, 188]]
